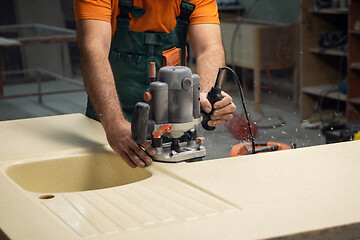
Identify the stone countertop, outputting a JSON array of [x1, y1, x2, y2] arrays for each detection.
[[0, 114, 360, 240]]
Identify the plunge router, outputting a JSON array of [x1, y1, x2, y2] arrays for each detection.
[[131, 65, 223, 163]]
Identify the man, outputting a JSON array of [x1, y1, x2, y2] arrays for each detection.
[[74, 0, 236, 168]]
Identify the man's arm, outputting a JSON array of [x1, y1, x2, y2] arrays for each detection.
[[76, 19, 155, 168], [188, 24, 236, 127]]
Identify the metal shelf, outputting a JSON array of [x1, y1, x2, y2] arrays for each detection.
[[311, 8, 348, 14], [302, 84, 347, 101], [348, 97, 360, 105], [350, 62, 360, 71], [310, 48, 347, 57], [350, 30, 360, 36]]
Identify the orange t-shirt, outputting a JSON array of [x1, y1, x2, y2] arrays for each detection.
[[74, 0, 219, 37]]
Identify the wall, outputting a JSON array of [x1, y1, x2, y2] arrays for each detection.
[[240, 0, 301, 23]]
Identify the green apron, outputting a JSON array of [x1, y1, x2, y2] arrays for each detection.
[[86, 0, 195, 121]]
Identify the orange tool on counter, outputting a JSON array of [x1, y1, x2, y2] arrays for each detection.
[[230, 141, 292, 157]]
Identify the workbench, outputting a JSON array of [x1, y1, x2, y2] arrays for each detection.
[[221, 20, 299, 111], [0, 24, 83, 103], [0, 114, 359, 239]]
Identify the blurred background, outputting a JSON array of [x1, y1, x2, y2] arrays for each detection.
[[1, 0, 359, 159]]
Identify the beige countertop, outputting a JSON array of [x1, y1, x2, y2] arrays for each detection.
[[0, 114, 360, 240]]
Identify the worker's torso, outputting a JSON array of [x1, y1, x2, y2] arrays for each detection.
[[86, 0, 194, 121], [109, 0, 184, 36], [74, 0, 219, 37]]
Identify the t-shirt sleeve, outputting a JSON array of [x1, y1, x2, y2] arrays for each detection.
[[189, 0, 220, 25], [74, 0, 112, 22]]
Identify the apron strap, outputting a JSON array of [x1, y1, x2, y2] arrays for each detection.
[[118, 0, 145, 19], [178, 0, 195, 22]]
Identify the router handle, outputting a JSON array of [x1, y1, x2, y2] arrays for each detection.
[[201, 68, 225, 131], [131, 102, 150, 144]]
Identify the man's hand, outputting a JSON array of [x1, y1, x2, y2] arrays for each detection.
[[105, 119, 155, 168], [77, 20, 155, 168], [200, 91, 236, 127]]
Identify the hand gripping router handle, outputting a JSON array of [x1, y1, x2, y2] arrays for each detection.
[[201, 68, 225, 131], [131, 102, 151, 144]]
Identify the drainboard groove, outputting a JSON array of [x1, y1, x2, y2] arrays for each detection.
[[145, 184, 202, 221], [131, 184, 190, 220], [81, 191, 140, 231], [154, 166, 242, 211], [153, 183, 219, 216], [99, 189, 157, 226], [41, 195, 98, 238], [156, 179, 237, 214], [63, 193, 119, 235], [150, 183, 212, 218], [114, 186, 175, 223]]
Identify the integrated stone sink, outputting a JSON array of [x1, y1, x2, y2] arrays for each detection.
[[6, 152, 152, 193], [2, 114, 360, 240]]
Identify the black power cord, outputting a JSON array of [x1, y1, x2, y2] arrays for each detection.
[[220, 66, 256, 154]]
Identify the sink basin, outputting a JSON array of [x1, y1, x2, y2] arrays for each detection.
[[6, 152, 152, 193]]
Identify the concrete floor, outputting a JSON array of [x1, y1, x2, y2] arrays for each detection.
[[0, 73, 325, 160]]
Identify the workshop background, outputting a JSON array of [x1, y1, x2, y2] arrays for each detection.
[[1, 0, 359, 160]]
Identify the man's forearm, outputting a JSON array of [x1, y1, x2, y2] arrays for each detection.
[[79, 45, 125, 131], [195, 46, 225, 93], [188, 24, 226, 93], [77, 19, 125, 132]]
